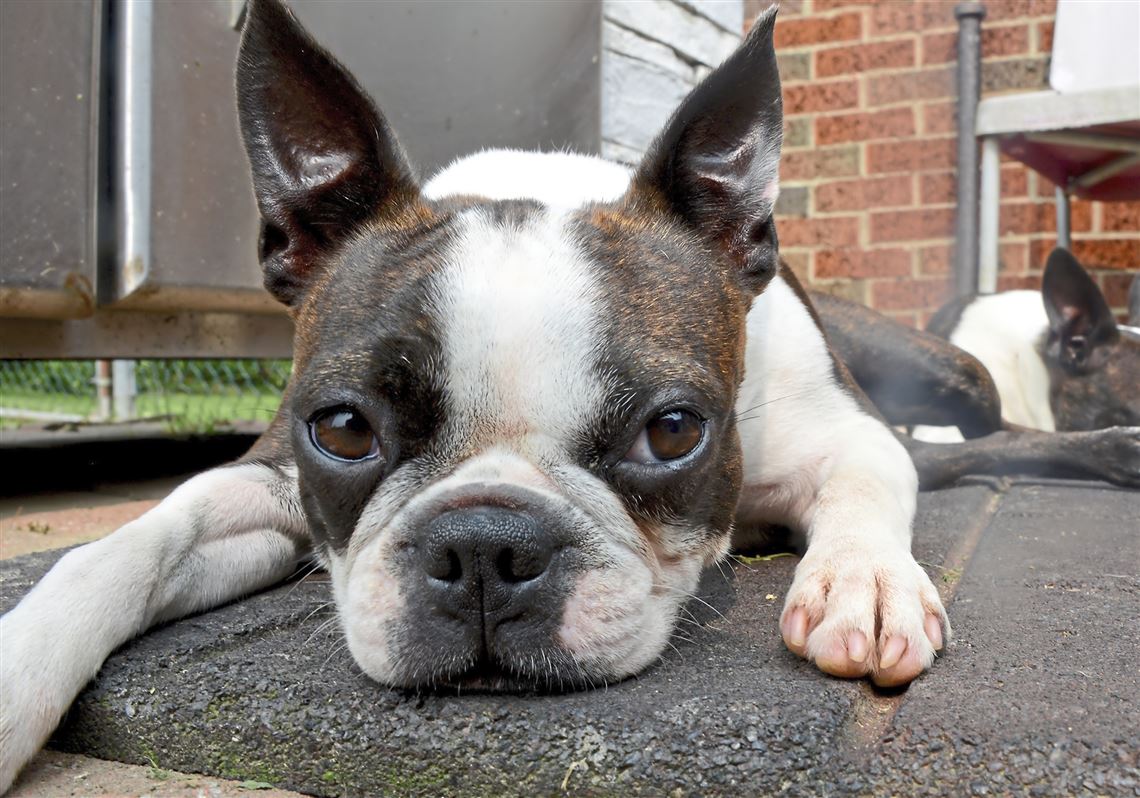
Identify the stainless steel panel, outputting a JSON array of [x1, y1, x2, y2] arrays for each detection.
[[291, 0, 602, 173], [102, 0, 274, 312], [0, 312, 293, 359], [107, 0, 602, 315], [0, 0, 101, 319]]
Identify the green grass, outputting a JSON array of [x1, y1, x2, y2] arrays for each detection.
[[0, 389, 282, 432]]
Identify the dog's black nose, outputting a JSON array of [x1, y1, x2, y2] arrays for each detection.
[[421, 507, 555, 611]]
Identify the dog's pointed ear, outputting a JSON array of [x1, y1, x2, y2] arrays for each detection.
[[237, 0, 418, 306], [1042, 248, 1118, 372], [629, 6, 782, 293]]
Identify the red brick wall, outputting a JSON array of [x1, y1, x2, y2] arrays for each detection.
[[745, 0, 1140, 327]]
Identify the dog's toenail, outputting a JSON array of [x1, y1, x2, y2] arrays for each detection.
[[879, 635, 906, 670]]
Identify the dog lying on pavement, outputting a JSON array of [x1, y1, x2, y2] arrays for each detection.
[[916, 248, 1140, 440], [814, 257, 1140, 489], [1, 1, 1135, 790]]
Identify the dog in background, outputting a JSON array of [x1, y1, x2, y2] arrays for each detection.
[[915, 248, 1140, 440]]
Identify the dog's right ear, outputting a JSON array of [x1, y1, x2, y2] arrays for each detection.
[[629, 6, 783, 294], [237, 0, 418, 307], [1042, 248, 1118, 373]]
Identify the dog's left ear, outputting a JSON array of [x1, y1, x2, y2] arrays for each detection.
[[1042, 247, 1119, 373], [236, 0, 419, 307], [630, 6, 782, 292]]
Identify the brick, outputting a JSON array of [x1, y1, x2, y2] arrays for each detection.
[[816, 175, 912, 212], [816, 107, 915, 145], [809, 278, 869, 306], [920, 172, 956, 206], [999, 202, 1055, 235], [982, 57, 1050, 94], [746, 0, 803, 24], [919, 244, 952, 276], [997, 274, 1041, 292], [1102, 201, 1140, 233], [1037, 20, 1054, 53], [812, 0, 875, 11], [774, 12, 861, 48], [815, 40, 915, 78], [867, 138, 956, 174], [919, 167, 1028, 205], [778, 216, 860, 247], [984, 0, 1057, 22], [1071, 239, 1140, 270], [917, 2, 960, 30], [871, 277, 953, 311], [1001, 166, 1029, 198], [775, 186, 809, 218], [867, 67, 954, 106], [922, 25, 1030, 65], [870, 208, 955, 242], [781, 250, 810, 277], [885, 310, 921, 329], [784, 80, 859, 114], [1102, 272, 1139, 313], [783, 117, 812, 148], [1029, 236, 1059, 267], [777, 52, 811, 82], [922, 101, 956, 135], [869, 4, 916, 36], [998, 201, 1092, 235], [814, 247, 912, 279], [780, 146, 860, 180], [1000, 241, 1030, 274]]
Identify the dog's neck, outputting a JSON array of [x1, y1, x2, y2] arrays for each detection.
[[948, 291, 1057, 431]]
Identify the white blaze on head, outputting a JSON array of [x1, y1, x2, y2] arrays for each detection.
[[430, 207, 608, 454]]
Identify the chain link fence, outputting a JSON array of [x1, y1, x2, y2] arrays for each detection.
[[0, 359, 291, 433]]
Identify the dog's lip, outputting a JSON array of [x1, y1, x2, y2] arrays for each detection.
[[422, 651, 593, 695], [430, 658, 549, 695]]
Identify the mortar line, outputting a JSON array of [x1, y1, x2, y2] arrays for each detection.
[[837, 482, 1008, 753]]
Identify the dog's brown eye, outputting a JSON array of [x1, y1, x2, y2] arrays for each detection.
[[626, 409, 705, 464], [310, 408, 380, 462]]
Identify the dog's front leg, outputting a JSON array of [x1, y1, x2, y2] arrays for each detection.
[[0, 460, 309, 791], [778, 421, 949, 687]]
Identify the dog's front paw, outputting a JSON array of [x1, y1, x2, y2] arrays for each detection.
[[779, 546, 948, 687]]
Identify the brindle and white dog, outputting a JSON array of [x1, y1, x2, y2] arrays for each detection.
[[0, 2, 949, 789]]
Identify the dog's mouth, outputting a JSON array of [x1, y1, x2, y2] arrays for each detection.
[[421, 649, 609, 695]]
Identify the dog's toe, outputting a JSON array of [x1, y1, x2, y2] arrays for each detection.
[[780, 547, 949, 686]]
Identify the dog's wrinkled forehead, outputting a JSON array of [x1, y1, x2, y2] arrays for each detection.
[[428, 204, 605, 455], [298, 195, 747, 460]]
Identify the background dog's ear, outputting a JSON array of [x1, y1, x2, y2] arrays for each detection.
[[630, 6, 782, 292], [237, 0, 418, 306], [1042, 248, 1118, 372]]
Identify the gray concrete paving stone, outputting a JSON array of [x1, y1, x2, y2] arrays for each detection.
[[2, 483, 1136, 796]]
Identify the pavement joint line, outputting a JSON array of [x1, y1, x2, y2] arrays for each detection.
[[836, 483, 1008, 751]]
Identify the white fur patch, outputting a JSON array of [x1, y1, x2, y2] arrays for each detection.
[[428, 206, 608, 457], [913, 291, 1055, 442], [425, 148, 632, 210]]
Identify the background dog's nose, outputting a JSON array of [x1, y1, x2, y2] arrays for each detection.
[[422, 507, 555, 600]]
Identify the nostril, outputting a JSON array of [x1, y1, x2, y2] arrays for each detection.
[[496, 545, 552, 584], [443, 549, 462, 582], [424, 545, 463, 582]]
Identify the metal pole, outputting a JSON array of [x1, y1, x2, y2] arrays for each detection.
[[978, 136, 1001, 294], [1055, 187, 1071, 250], [954, 2, 986, 297], [95, 359, 113, 421], [112, 359, 137, 421]]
